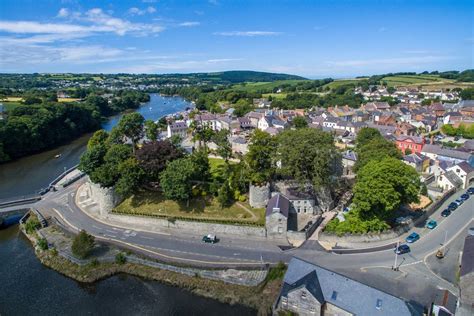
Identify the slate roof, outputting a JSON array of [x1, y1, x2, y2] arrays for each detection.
[[403, 153, 427, 164], [421, 144, 472, 160], [265, 194, 290, 217], [342, 150, 357, 161], [280, 258, 422, 316], [458, 100, 474, 108], [460, 235, 474, 277], [396, 135, 424, 144], [444, 170, 463, 187], [169, 121, 187, 130], [457, 161, 474, 174]]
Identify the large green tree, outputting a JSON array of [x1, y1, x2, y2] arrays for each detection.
[[71, 230, 95, 259], [292, 116, 308, 129], [353, 157, 420, 220], [354, 137, 402, 172], [115, 158, 145, 197], [114, 112, 145, 151], [245, 130, 276, 184], [144, 119, 159, 141], [212, 129, 232, 162], [276, 128, 341, 189], [159, 157, 196, 202]]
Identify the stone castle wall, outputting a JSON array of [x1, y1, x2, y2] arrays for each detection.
[[85, 177, 123, 216]]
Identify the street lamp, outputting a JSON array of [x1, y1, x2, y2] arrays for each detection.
[[392, 240, 400, 271]]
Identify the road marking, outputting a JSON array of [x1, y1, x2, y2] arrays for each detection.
[[51, 207, 267, 266], [139, 236, 154, 240], [92, 225, 101, 229]]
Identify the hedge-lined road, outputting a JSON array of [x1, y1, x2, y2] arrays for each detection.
[[34, 180, 473, 272]]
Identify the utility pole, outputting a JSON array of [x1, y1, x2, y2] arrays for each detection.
[[393, 240, 399, 271]]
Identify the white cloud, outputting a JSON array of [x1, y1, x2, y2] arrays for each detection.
[[0, 21, 91, 34], [179, 21, 200, 27], [213, 31, 281, 37], [57, 8, 69, 18], [128, 6, 156, 16], [0, 8, 164, 37]]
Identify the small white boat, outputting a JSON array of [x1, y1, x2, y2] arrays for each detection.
[[54, 154, 62, 159]]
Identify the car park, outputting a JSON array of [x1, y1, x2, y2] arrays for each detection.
[[394, 244, 411, 255], [441, 209, 451, 217], [461, 193, 470, 200], [426, 220, 437, 229], [406, 232, 420, 243], [202, 234, 218, 243]]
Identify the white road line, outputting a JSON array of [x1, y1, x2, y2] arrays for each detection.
[[140, 236, 154, 240]]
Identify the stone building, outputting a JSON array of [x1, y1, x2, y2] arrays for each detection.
[[265, 194, 289, 238], [275, 257, 422, 316]]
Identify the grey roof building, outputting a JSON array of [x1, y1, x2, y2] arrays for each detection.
[[275, 257, 423, 316]]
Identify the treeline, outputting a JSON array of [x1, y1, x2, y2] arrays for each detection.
[[272, 88, 364, 109], [0, 90, 149, 163]]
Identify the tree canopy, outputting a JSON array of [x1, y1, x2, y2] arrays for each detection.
[[159, 157, 196, 201], [135, 140, 183, 182], [245, 130, 276, 185], [276, 128, 341, 189], [353, 157, 420, 220]]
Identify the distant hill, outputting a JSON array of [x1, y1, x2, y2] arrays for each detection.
[[160, 70, 307, 84]]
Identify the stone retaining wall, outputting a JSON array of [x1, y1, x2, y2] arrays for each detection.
[[319, 227, 405, 244], [105, 212, 267, 238]]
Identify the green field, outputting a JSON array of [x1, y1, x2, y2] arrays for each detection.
[[231, 79, 311, 92], [381, 75, 452, 87], [1, 101, 23, 111], [323, 78, 367, 90], [114, 191, 266, 226]]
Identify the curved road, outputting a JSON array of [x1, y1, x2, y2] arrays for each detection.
[[28, 179, 473, 273]]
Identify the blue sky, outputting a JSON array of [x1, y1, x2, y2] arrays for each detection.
[[0, 0, 472, 78]]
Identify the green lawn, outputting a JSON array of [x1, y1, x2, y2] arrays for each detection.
[[208, 157, 237, 177], [114, 190, 266, 226]]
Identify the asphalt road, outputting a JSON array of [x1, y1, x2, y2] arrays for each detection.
[[12, 179, 474, 271]]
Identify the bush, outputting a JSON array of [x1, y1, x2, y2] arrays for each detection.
[[25, 217, 40, 234], [50, 248, 58, 256], [115, 252, 127, 265], [37, 238, 48, 250], [71, 230, 95, 259], [325, 213, 390, 236], [88, 259, 100, 268], [266, 261, 287, 282]]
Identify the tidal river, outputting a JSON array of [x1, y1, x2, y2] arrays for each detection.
[[0, 94, 255, 316], [0, 94, 191, 199]]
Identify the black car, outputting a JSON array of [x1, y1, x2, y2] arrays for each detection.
[[441, 209, 451, 217], [448, 202, 458, 211], [461, 193, 470, 200], [394, 244, 411, 255], [467, 187, 474, 195]]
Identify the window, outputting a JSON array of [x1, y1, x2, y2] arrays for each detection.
[[376, 299, 383, 309], [301, 291, 307, 299], [331, 291, 338, 300]]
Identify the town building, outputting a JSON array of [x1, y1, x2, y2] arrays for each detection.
[[274, 257, 422, 316]]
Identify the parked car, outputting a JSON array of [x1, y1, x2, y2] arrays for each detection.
[[426, 220, 437, 229], [202, 234, 218, 243], [406, 232, 420, 243], [441, 209, 451, 217], [467, 187, 474, 195], [455, 199, 464, 206], [448, 202, 458, 211], [394, 244, 411, 255], [461, 193, 470, 200]]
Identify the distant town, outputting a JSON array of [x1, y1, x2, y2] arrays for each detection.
[[1, 70, 473, 316]]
